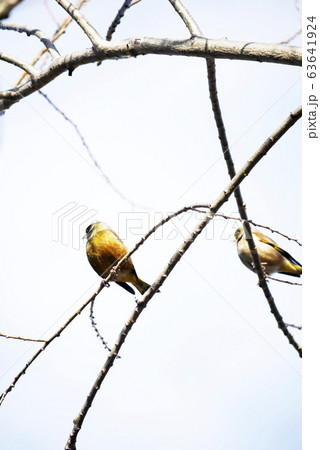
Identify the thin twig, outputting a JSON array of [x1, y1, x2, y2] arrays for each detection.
[[266, 275, 302, 286], [44, 0, 61, 28], [214, 214, 302, 246], [106, 0, 141, 41], [89, 300, 113, 351], [38, 90, 151, 210], [0, 284, 104, 406], [278, 29, 301, 45], [64, 106, 302, 449], [285, 322, 302, 330], [0, 332, 47, 343], [294, 0, 302, 22]]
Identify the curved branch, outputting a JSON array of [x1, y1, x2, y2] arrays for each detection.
[[0, 52, 39, 77], [0, 37, 301, 111], [0, 22, 60, 60]]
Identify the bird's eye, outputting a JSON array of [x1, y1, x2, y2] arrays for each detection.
[[86, 225, 91, 233]]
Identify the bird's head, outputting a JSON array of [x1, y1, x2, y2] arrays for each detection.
[[83, 221, 109, 242], [234, 226, 244, 242]]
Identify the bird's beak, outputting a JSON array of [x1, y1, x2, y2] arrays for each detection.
[[82, 233, 88, 242]]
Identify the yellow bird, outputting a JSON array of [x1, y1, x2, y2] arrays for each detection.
[[84, 221, 151, 295], [235, 225, 302, 277]]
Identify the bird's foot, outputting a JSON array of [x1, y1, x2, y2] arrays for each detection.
[[109, 268, 119, 281], [101, 279, 110, 288]]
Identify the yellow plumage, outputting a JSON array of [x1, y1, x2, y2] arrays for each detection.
[[235, 225, 302, 277], [85, 222, 151, 295]]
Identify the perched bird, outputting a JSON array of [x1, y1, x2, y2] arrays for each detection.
[[234, 225, 302, 277], [84, 221, 151, 295]]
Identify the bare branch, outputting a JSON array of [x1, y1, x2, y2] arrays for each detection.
[[294, 0, 302, 22], [0, 285, 104, 406], [89, 300, 112, 351], [0, 37, 302, 111], [106, 0, 141, 41], [167, 0, 203, 37], [214, 214, 302, 246], [206, 49, 301, 356], [0, 332, 46, 343], [266, 275, 302, 286], [55, 0, 104, 48], [278, 29, 301, 45], [1, 105, 301, 412], [0, 204, 210, 406], [15, 0, 88, 87], [64, 106, 302, 450], [0, 52, 39, 77], [285, 322, 302, 330], [0, 0, 24, 19], [0, 22, 60, 60], [38, 90, 151, 210]]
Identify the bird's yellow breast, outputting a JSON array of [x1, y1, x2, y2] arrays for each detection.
[[86, 229, 134, 280]]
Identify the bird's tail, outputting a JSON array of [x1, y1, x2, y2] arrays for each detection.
[[278, 260, 302, 277], [134, 277, 151, 295]]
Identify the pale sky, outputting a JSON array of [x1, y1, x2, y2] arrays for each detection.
[[0, 1, 303, 449]]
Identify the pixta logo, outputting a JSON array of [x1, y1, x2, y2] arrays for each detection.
[[52, 202, 98, 249]]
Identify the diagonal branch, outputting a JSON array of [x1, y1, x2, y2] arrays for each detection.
[[55, 0, 104, 48], [0, 52, 39, 77], [106, 0, 141, 41], [167, 0, 203, 36], [64, 105, 302, 450], [0, 285, 104, 407], [0, 22, 60, 60]]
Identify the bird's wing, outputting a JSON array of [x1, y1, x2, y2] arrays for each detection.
[[254, 231, 277, 246], [263, 240, 302, 267]]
